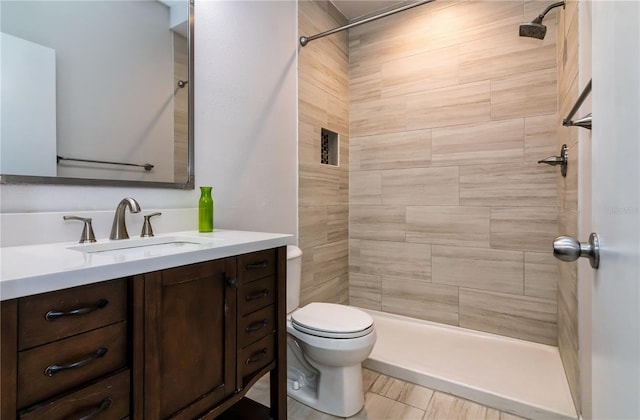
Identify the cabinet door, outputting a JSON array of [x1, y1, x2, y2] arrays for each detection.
[[143, 258, 237, 419]]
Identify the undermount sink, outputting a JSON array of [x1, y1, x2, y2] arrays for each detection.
[[68, 235, 221, 257]]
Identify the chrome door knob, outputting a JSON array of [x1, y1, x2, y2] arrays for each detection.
[[553, 233, 600, 269]]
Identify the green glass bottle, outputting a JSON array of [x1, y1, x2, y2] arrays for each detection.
[[198, 186, 213, 232]]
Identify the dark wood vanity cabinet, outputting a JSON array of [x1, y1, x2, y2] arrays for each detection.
[[1, 246, 287, 420], [1, 279, 130, 419]]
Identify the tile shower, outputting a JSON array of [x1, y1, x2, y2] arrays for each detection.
[[298, 0, 579, 415]]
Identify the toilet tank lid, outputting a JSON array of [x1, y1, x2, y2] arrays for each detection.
[[291, 302, 373, 334], [287, 245, 302, 259]]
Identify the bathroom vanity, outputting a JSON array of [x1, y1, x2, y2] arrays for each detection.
[[0, 230, 290, 420]]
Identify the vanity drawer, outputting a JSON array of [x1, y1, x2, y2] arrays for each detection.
[[17, 322, 127, 409], [238, 249, 276, 284], [18, 278, 127, 350], [19, 369, 130, 420], [238, 275, 275, 315], [238, 333, 275, 383], [238, 305, 275, 350]]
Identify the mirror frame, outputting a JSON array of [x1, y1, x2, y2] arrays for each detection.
[[0, 0, 195, 190]]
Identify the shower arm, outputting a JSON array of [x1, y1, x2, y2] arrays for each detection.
[[534, 1, 566, 22], [299, 0, 435, 47]]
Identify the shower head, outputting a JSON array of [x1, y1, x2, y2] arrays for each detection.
[[519, 17, 547, 40], [519, 1, 565, 40]]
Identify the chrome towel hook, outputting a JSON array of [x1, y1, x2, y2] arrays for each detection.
[[538, 144, 568, 177]]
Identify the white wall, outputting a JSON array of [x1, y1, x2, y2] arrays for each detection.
[[0, 1, 298, 245]]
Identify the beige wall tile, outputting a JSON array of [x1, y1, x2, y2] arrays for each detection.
[[407, 81, 491, 130], [355, 130, 432, 170], [327, 205, 348, 242], [406, 206, 490, 248], [382, 277, 458, 325], [359, 240, 431, 281], [350, 62, 382, 103], [460, 163, 556, 207], [558, 272, 579, 412], [459, 288, 557, 345], [524, 251, 559, 301], [313, 239, 348, 282], [459, 30, 556, 84], [524, 114, 559, 163], [299, 164, 340, 207], [350, 170, 382, 205], [350, 206, 406, 242], [299, 1, 349, 307], [349, 6, 432, 67], [381, 45, 459, 97], [491, 67, 557, 120], [432, 246, 524, 294], [299, 206, 327, 249], [382, 167, 459, 206], [431, 118, 524, 166], [490, 207, 558, 252], [349, 272, 382, 311], [559, 5, 579, 105], [299, 76, 329, 127], [429, 1, 524, 49], [328, 93, 349, 136], [299, 121, 321, 166], [349, 239, 361, 272], [351, 96, 407, 137]]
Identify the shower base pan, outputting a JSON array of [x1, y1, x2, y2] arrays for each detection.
[[362, 309, 577, 420]]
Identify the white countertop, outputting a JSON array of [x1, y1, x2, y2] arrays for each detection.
[[0, 229, 293, 301]]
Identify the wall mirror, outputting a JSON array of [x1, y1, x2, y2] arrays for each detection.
[[0, 0, 194, 189]]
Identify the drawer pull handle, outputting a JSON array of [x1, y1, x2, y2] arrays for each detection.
[[44, 347, 108, 377], [246, 289, 269, 301], [74, 397, 112, 420], [245, 348, 268, 365], [45, 299, 109, 321], [245, 319, 268, 333], [246, 261, 268, 270]]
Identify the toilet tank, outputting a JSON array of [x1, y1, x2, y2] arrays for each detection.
[[286, 245, 302, 314]]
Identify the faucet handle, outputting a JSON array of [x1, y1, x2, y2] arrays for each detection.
[[140, 212, 162, 238], [63, 216, 97, 244]]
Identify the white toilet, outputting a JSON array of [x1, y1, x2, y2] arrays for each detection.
[[286, 245, 376, 417]]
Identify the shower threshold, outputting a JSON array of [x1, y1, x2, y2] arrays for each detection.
[[361, 309, 578, 420]]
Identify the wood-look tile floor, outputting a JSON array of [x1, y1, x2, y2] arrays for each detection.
[[246, 369, 528, 420]]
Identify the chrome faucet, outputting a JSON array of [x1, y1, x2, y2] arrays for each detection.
[[110, 197, 141, 240]]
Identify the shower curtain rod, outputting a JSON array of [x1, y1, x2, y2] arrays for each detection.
[[299, 0, 436, 47]]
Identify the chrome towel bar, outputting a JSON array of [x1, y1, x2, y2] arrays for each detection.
[[57, 155, 154, 171]]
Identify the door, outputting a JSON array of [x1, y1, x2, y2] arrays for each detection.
[[143, 258, 237, 419], [591, 1, 640, 418]]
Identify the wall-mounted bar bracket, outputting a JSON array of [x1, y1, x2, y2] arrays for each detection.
[[538, 144, 568, 177], [563, 79, 592, 129]]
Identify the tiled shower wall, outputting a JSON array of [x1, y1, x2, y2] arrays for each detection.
[[298, 1, 350, 306], [556, 0, 581, 410], [348, 0, 561, 345]]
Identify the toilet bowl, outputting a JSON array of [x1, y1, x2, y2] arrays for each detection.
[[286, 246, 376, 417]]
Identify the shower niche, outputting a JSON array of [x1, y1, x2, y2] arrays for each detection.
[[320, 128, 339, 166]]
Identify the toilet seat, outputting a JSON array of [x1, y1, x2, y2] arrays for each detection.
[[291, 302, 374, 339]]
